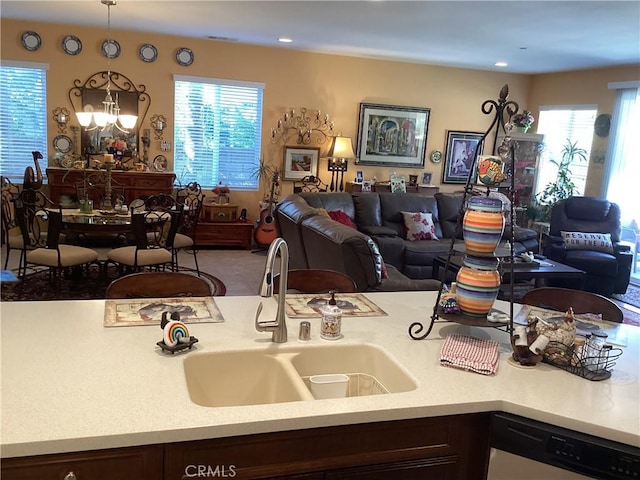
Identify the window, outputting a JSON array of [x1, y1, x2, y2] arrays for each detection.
[[534, 106, 597, 197], [0, 62, 48, 181], [174, 75, 264, 189]]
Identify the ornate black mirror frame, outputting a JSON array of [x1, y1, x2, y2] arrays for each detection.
[[68, 71, 150, 159]]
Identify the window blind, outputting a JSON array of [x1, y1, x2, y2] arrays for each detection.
[[0, 64, 48, 181], [535, 106, 597, 197], [174, 77, 264, 189]]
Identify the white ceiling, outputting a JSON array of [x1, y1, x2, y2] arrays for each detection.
[[2, 0, 640, 74]]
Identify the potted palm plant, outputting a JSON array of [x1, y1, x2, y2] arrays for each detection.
[[526, 139, 587, 223]]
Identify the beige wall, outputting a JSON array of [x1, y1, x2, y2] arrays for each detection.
[[2, 18, 638, 220]]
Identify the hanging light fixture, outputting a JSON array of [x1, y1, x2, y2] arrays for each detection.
[[76, 0, 137, 133]]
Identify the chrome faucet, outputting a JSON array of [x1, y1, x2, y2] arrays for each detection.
[[255, 237, 289, 343]]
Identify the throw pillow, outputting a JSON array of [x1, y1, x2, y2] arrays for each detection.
[[560, 231, 614, 253], [328, 210, 357, 229], [401, 211, 439, 241]]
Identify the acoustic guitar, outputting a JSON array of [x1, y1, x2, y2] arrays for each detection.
[[254, 172, 280, 248]]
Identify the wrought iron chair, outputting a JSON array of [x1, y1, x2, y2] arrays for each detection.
[[173, 182, 204, 275], [272, 269, 357, 294], [293, 175, 328, 193], [106, 209, 183, 274], [14, 189, 99, 287], [522, 287, 623, 323], [106, 271, 225, 298], [1, 177, 22, 269]]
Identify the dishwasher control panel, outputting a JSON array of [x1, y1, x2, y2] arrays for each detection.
[[491, 412, 640, 479]]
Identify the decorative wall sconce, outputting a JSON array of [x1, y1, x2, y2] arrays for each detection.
[[270, 107, 334, 145], [326, 136, 356, 192], [52, 107, 70, 133], [141, 128, 151, 164], [150, 114, 167, 140]]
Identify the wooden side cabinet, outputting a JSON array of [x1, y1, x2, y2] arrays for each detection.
[[46, 168, 175, 205], [346, 182, 439, 196], [1, 445, 163, 480], [195, 221, 253, 249]]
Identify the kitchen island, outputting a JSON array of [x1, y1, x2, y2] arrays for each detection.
[[1, 292, 639, 478]]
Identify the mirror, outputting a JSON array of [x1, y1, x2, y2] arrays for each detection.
[[69, 71, 150, 159]]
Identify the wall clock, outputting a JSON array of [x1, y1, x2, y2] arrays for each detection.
[[594, 114, 611, 137], [430, 150, 442, 164]]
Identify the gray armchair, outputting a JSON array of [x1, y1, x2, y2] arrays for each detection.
[[543, 196, 632, 296]]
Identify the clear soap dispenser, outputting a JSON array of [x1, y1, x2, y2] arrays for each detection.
[[321, 291, 343, 340]]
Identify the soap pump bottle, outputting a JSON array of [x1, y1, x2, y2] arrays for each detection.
[[321, 291, 343, 340]]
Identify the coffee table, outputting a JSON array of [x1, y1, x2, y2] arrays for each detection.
[[432, 254, 586, 290]]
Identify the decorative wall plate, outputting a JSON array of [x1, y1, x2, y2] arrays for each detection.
[[102, 39, 121, 59], [430, 150, 442, 164], [62, 35, 82, 55], [139, 43, 158, 63], [53, 135, 73, 153], [176, 47, 194, 66], [21, 31, 42, 51], [594, 113, 611, 137], [153, 154, 168, 172]]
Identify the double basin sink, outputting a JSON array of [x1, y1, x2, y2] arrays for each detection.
[[183, 343, 417, 407]]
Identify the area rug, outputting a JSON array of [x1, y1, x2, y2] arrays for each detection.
[[613, 283, 640, 309], [0, 267, 224, 302]]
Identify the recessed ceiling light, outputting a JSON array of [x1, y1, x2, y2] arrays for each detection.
[[495, 61, 508, 67], [278, 37, 293, 43]]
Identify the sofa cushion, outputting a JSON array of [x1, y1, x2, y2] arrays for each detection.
[[378, 193, 443, 238], [401, 211, 439, 241], [561, 231, 614, 253], [435, 192, 464, 239], [299, 192, 355, 218], [352, 193, 382, 227]]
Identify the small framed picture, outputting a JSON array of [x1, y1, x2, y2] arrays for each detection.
[[421, 172, 433, 185], [390, 175, 406, 193], [442, 130, 484, 184], [361, 180, 372, 192], [282, 146, 320, 181], [355, 170, 364, 183]]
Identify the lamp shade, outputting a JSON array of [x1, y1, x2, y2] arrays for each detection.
[[328, 136, 356, 159], [118, 114, 138, 129], [76, 112, 93, 127]]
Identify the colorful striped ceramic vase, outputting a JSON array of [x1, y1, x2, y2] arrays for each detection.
[[462, 196, 505, 254], [455, 255, 501, 317]]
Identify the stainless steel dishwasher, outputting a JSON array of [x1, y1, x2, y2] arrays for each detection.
[[488, 413, 640, 480]]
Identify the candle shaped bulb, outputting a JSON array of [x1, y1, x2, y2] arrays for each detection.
[[277, 119, 282, 128], [271, 128, 276, 138], [284, 113, 289, 122]]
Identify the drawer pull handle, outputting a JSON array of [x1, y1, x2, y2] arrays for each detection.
[[64, 472, 78, 480], [217, 212, 226, 218]]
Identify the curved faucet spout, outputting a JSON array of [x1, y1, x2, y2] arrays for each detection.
[[255, 238, 289, 343]]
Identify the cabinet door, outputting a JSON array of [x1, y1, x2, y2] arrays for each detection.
[[325, 457, 459, 479], [1, 445, 163, 480]]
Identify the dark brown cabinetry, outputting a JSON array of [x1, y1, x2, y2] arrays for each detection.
[[1, 414, 491, 480], [1, 445, 163, 480], [195, 221, 253, 249], [46, 168, 175, 205], [347, 182, 439, 195]]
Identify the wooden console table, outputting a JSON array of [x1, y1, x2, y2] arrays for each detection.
[[46, 168, 175, 205], [347, 181, 439, 195], [195, 221, 253, 249]]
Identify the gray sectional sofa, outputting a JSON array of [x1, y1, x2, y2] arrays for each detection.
[[275, 191, 538, 292]]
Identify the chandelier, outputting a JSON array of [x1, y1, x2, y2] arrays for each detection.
[[75, 0, 137, 133]]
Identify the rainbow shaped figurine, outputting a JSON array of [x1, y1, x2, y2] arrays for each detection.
[[160, 312, 190, 347]]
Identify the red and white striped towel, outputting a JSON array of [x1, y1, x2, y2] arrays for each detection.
[[440, 333, 499, 376]]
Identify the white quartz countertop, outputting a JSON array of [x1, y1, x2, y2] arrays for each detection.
[[1, 292, 639, 458]]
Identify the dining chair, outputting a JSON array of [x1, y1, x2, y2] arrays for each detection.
[[522, 287, 623, 323], [106, 209, 183, 274], [75, 172, 125, 210], [1, 177, 22, 269], [173, 183, 204, 275], [272, 269, 357, 294], [14, 190, 99, 286], [106, 271, 225, 298]]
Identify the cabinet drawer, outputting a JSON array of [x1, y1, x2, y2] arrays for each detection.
[[202, 204, 238, 222], [1, 445, 163, 480]]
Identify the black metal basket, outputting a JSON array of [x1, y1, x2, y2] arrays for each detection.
[[543, 340, 623, 381]]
